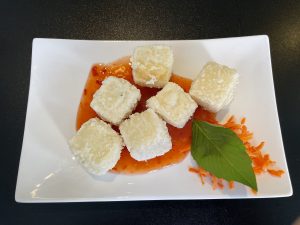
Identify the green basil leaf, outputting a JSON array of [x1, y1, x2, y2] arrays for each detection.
[[191, 121, 257, 191]]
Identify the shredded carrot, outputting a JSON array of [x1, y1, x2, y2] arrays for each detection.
[[267, 169, 285, 177], [241, 117, 246, 124], [189, 167, 200, 174], [217, 179, 224, 189], [227, 116, 235, 123], [199, 168, 208, 184], [228, 181, 235, 189], [251, 189, 257, 195], [253, 166, 263, 175], [198, 174, 204, 184], [189, 115, 284, 192], [212, 176, 218, 190]]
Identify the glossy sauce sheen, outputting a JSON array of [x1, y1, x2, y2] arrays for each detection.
[[76, 57, 216, 174]]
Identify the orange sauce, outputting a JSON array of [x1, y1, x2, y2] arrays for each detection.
[[76, 56, 216, 174]]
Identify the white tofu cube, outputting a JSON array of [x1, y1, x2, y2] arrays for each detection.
[[189, 62, 239, 112], [131, 45, 173, 88], [147, 82, 198, 128], [119, 109, 172, 161], [69, 118, 124, 175], [90, 76, 141, 125]]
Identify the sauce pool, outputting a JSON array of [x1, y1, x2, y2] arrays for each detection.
[[76, 56, 216, 174]]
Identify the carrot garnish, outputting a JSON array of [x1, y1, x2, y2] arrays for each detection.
[[188, 167, 200, 174], [251, 189, 257, 195], [217, 179, 224, 189], [228, 181, 235, 189], [212, 176, 218, 190], [241, 117, 246, 124], [267, 169, 285, 177]]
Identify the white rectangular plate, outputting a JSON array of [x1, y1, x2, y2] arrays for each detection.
[[15, 36, 293, 202]]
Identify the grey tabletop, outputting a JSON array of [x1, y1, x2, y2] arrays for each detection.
[[1, 0, 299, 225]]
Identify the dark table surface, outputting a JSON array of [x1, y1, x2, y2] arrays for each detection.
[[1, 0, 299, 224]]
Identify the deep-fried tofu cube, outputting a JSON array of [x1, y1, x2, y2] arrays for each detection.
[[119, 109, 172, 161], [131, 45, 173, 88], [189, 62, 239, 112], [147, 82, 198, 128], [90, 76, 141, 125], [69, 118, 123, 175]]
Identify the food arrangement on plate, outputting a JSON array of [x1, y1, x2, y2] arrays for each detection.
[[69, 45, 284, 192]]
